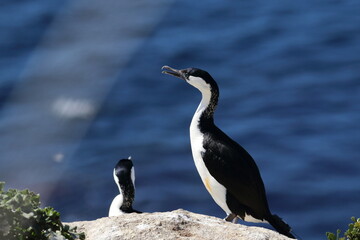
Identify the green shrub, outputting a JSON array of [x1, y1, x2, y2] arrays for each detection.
[[326, 217, 360, 240], [0, 182, 85, 240]]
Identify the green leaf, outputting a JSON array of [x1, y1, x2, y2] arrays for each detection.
[[0, 182, 85, 240], [326, 232, 336, 240]]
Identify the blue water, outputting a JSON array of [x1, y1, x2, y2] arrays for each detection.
[[1, 1, 359, 239]]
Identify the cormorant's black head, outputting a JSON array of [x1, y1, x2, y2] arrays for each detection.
[[162, 66, 218, 94], [114, 157, 135, 188]]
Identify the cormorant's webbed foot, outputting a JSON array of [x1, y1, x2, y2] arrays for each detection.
[[224, 213, 239, 223]]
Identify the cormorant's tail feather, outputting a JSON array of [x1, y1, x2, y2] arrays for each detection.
[[267, 214, 296, 239]]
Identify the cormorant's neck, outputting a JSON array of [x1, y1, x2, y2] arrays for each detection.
[[118, 182, 135, 212], [196, 87, 219, 124]]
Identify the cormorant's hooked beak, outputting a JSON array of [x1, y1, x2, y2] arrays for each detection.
[[161, 66, 186, 80]]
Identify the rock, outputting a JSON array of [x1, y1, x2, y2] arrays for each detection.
[[67, 209, 293, 240]]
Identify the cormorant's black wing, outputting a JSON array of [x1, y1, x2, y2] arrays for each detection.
[[202, 126, 271, 219]]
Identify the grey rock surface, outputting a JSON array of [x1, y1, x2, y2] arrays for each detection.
[[67, 209, 293, 240]]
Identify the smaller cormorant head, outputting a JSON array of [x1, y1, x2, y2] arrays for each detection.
[[113, 157, 135, 192], [162, 66, 218, 94]]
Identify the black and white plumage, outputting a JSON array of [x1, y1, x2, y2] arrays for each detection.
[[162, 66, 295, 238], [109, 157, 141, 216]]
